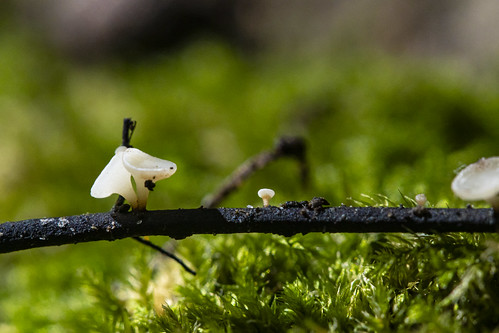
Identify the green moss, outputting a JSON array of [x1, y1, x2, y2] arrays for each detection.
[[2, 20, 499, 332]]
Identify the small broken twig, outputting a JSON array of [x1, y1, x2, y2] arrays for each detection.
[[122, 118, 136, 148], [202, 136, 309, 208]]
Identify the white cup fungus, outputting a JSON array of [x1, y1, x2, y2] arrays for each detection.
[[415, 194, 427, 207], [122, 148, 177, 210], [91, 146, 177, 210], [451, 157, 499, 210], [258, 188, 275, 207], [91, 146, 137, 205]]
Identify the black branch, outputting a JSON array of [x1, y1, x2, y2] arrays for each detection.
[[1, 206, 497, 254]]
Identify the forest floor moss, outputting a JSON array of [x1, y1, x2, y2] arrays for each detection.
[[1, 25, 499, 332]]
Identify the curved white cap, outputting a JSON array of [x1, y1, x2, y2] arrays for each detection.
[[451, 157, 499, 201], [90, 146, 137, 204], [258, 188, 275, 199], [122, 148, 177, 181]]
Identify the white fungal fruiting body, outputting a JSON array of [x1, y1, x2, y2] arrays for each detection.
[[122, 148, 177, 180], [91, 146, 177, 210], [258, 188, 275, 207], [415, 194, 427, 207], [122, 148, 177, 210], [91, 146, 137, 205], [451, 157, 499, 209]]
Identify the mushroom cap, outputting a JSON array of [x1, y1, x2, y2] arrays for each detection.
[[122, 148, 177, 181], [451, 157, 499, 201], [258, 188, 275, 199], [90, 146, 137, 203], [415, 193, 427, 206]]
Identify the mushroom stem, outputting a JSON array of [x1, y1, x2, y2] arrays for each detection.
[[134, 181, 151, 211], [258, 188, 275, 207]]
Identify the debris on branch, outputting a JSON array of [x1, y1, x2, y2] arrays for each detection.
[[1, 205, 496, 254]]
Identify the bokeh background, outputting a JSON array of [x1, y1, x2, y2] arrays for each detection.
[[1, 1, 499, 331]]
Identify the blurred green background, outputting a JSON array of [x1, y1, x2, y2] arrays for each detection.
[[1, 1, 499, 332]]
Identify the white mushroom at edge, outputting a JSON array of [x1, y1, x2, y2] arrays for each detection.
[[91, 146, 177, 211], [258, 188, 275, 207], [451, 157, 499, 210], [122, 148, 177, 210]]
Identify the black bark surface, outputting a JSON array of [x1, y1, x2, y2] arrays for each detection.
[[1, 206, 497, 253]]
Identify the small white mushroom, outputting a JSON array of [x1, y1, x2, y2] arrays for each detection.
[[451, 157, 499, 210], [258, 188, 275, 207], [122, 148, 177, 210], [415, 194, 427, 207], [91, 146, 137, 205], [91, 146, 177, 211]]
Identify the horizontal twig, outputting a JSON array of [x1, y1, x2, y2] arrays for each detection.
[[0, 206, 497, 254]]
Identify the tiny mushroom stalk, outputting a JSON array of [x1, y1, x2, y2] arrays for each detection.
[[91, 146, 177, 211], [258, 188, 275, 207], [451, 157, 499, 210]]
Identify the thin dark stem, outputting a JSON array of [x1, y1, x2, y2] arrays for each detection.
[[132, 237, 196, 275], [202, 136, 309, 208], [1, 205, 497, 254]]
